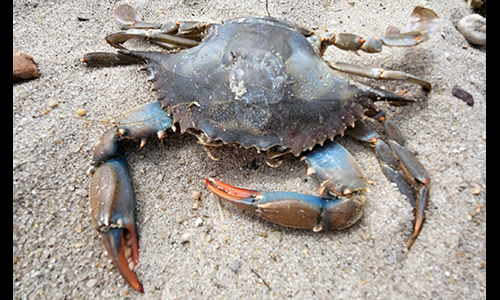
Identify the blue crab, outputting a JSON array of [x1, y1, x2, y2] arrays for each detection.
[[84, 5, 438, 293]]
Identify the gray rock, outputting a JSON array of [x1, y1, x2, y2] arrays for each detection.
[[229, 260, 240, 273], [457, 14, 486, 45]]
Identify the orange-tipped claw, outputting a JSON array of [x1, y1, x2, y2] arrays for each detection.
[[206, 178, 366, 231], [101, 226, 144, 293], [206, 178, 259, 199], [206, 178, 261, 212], [89, 155, 144, 293]]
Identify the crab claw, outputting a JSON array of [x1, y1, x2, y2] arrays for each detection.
[[100, 225, 143, 293], [206, 178, 365, 232], [89, 154, 144, 293], [206, 178, 261, 212]]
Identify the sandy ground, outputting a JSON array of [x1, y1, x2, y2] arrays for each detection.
[[13, 0, 485, 299]]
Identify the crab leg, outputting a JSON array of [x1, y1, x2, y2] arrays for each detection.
[[207, 141, 368, 232], [89, 154, 143, 292], [385, 138, 430, 249], [114, 4, 208, 35], [82, 52, 144, 66], [327, 61, 432, 90], [105, 4, 210, 51], [113, 3, 162, 29], [317, 6, 438, 55], [383, 6, 440, 45], [312, 6, 438, 90], [89, 102, 173, 292], [105, 29, 200, 50], [346, 114, 430, 249]]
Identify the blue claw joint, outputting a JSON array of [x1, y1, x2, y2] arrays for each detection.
[[116, 101, 173, 143], [91, 102, 173, 169], [304, 141, 369, 197]]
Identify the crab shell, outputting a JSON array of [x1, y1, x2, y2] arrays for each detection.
[[122, 18, 408, 156]]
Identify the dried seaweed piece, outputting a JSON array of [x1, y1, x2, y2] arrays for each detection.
[[452, 84, 474, 107]]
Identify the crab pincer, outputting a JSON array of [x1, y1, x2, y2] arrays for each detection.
[[88, 101, 174, 293], [207, 178, 365, 232], [207, 142, 368, 232], [89, 154, 144, 293]]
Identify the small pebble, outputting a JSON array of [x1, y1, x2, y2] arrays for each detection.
[[181, 233, 191, 243], [229, 260, 240, 273], [176, 217, 184, 224], [266, 231, 281, 245], [75, 188, 88, 198], [195, 217, 203, 226], [457, 14, 486, 45], [473, 184, 481, 195], [13, 51, 39, 82], [48, 101, 58, 108], [86, 279, 97, 288], [192, 190, 201, 200], [77, 109, 86, 116]]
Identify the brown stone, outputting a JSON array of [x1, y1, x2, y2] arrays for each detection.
[[13, 51, 39, 82]]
